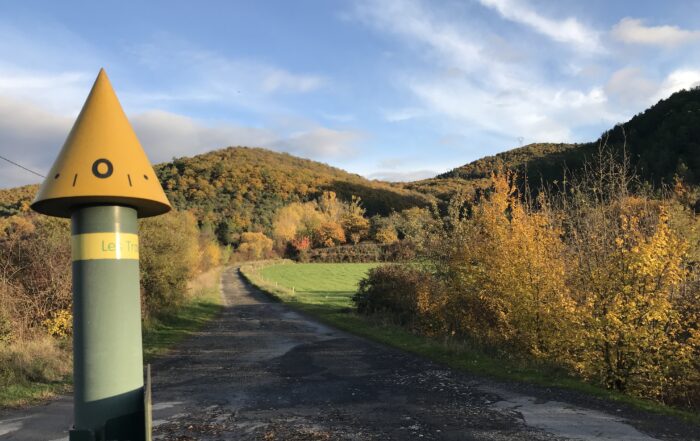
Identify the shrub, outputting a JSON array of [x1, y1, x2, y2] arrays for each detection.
[[374, 225, 399, 244], [303, 242, 415, 263], [238, 232, 274, 260], [200, 241, 222, 271], [140, 210, 200, 315], [313, 221, 346, 247], [0, 215, 71, 330], [42, 309, 72, 338], [355, 150, 700, 408], [353, 265, 433, 327]]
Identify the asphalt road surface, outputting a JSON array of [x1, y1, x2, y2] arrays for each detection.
[[1, 267, 698, 440]]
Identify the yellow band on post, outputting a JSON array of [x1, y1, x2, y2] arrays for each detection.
[[72, 232, 139, 261]]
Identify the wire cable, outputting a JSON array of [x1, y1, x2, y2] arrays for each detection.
[[0, 154, 45, 178]]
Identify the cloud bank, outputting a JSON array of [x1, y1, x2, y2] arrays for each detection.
[[0, 100, 362, 188], [612, 18, 700, 48]]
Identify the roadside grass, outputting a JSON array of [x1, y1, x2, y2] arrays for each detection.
[[0, 268, 224, 409], [0, 336, 72, 408], [143, 268, 224, 361], [241, 261, 700, 425]]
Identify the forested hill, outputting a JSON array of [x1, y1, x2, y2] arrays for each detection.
[[403, 142, 592, 200], [1, 147, 433, 240], [406, 86, 700, 198], [155, 147, 432, 239], [602, 87, 700, 185]]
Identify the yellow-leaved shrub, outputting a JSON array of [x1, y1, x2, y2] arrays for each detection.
[[356, 160, 700, 408]]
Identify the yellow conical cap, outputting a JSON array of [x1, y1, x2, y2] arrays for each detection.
[[31, 69, 171, 218]]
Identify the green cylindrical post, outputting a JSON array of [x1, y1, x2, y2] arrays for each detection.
[[31, 69, 170, 440], [71, 205, 144, 437]]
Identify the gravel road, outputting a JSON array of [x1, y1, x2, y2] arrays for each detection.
[[1, 267, 697, 440]]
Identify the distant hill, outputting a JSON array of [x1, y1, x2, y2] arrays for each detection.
[[1, 147, 433, 242], [155, 147, 432, 240], [407, 87, 700, 199], [404, 142, 593, 200], [0, 185, 37, 217]]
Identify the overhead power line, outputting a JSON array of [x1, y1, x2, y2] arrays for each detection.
[[0, 154, 45, 178]]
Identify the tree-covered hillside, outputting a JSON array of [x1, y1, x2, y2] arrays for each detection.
[[0, 147, 433, 242], [603, 87, 700, 185], [155, 147, 432, 241], [0, 185, 36, 217], [403, 142, 593, 200]]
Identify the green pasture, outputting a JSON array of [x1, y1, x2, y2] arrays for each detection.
[[258, 262, 378, 309]]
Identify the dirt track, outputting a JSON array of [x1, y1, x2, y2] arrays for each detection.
[[1, 267, 697, 440]]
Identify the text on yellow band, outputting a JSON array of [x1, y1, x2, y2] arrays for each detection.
[[72, 232, 139, 261]]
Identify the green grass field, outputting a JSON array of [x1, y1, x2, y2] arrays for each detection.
[[241, 261, 700, 424], [259, 262, 377, 309]]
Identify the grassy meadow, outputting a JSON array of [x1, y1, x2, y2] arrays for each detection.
[[241, 261, 700, 423], [259, 262, 378, 309]]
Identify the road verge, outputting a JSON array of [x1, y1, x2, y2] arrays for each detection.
[[240, 260, 700, 425]]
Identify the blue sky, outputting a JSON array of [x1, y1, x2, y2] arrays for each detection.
[[2, 0, 700, 187]]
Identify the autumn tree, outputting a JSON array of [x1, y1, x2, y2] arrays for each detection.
[[313, 221, 346, 247], [341, 196, 370, 244], [238, 232, 274, 260], [272, 202, 324, 246]]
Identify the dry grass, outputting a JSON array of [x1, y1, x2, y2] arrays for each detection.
[[0, 334, 71, 407], [187, 267, 222, 297]]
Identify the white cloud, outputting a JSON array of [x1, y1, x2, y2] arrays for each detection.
[[126, 37, 326, 113], [605, 67, 657, 107], [0, 98, 362, 188], [130, 110, 278, 162], [354, 0, 619, 144], [354, 0, 482, 70], [478, 0, 603, 53], [0, 95, 72, 187], [367, 169, 437, 182], [278, 127, 361, 158], [612, 18, 700, 48], [656, 69, 700, 100], [603, 67, 700, 115], [410, 80, 610, 142], [132, 111, 361, 162], [0, 66, 91, 113]]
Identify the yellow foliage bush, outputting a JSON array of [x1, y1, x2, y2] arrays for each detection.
[[42, 309, 72, 338], [238, 232, 274, 260], [201, 241, 222, 270], [313, 221, 346, 247], [374, 225, 399, 244], [358, 164, 700, 408], [139, 210, 201, 314], [434, 172, 579, 361]]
